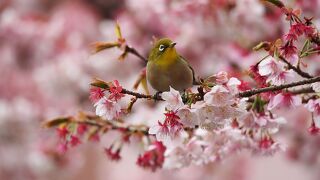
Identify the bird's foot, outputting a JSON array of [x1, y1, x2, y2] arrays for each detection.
[[154, 91, 162, 101], [182, 90, 188, 103]]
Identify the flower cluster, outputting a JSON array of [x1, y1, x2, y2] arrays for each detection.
[[146, 73, 288, 168], [93, 80, 124, 120], [41, 0, 320, 176]]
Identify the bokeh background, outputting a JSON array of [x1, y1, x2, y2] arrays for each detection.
[[1, 0, 320, 179]]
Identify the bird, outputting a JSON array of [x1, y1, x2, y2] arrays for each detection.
[[146, 38, 195, 92]]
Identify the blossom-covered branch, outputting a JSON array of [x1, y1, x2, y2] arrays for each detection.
[[43, 0, 320, 173], [93, 22, 147, 63], [239, 76, 320, 97], [279, 56, 313, 79]]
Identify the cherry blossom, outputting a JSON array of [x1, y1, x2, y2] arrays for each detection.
[[89, 87, 105, 103], [305, 99, 320, 128], [69, 135, 81, 147], [161, 87, 184, 111], [213, 71, 229, 84], [311, 82, 320, 93], [149, 111, 188, 148], [137, 141, 166, 171], [104, 146, 121, 161], [253, 140, 286, 156], [305, 99, 320, 115], [204, 85, 235, 106], [148, 121, 170, 142], [163, 146, 191, 169], [227, 77, 242, 94], [176, 106, 199, 128], [8, 0, 320, 178], [258, 57, 282, 77], [108, 80, 125, 102], [267, 92, 302, 110], [56, 126, 69, 139], [94, 97, 121, 120], [267, 70, 295, 86], [280, 44, 297, 58]]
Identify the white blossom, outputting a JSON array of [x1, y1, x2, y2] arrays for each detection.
[[94, 97, 121, 120], [162, 86, 184, 111]]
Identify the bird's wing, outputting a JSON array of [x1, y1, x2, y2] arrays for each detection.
[[179, 56, 199, 85]]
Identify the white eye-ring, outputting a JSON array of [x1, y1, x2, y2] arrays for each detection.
[[159, 44, 165, 52]]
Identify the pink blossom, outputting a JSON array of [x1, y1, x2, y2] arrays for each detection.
[[69, 135, 81, 147], [266, 70, 295, 86], [56, 127, 69, 140], [108, 80, 125, 102], [258, 58, 294, 85], [104, 146, 121, 161], [286, 54, 299, 64], [163, 147, 191, 169], [238, 112, 256, 129], [89, 87, 105, 103], [311, 82, 320, 93], [148, 121, 170, 141], [161, 87, 184, 111], [226, 77, 242, 94], [267, 92, 302, 110], [290, 23, 305, 36], [305, 99, 320, 115], [259, 137, 274, 149], [214, 71, 229, 84], [204, 85, 234, 106], [89, 133, 100, 142], [197, 105, 244, 130], [149, 112, 188, 148], [308, 123, 320, 135], [255, 115, 269, 126], [258, 57, 282, 77], [280, 44, 297, 59], [76, 124, 87, 136], [253, 140, 286, 156], [57, 142, 68, 154], [185, 137, 211, 165], [94, 97, 121, 120], [249, 64, 267, 87], [305, 99, 320, 128], [176, 106, 199, 128], [136, 141, 166, 171], [254, 114, 286, 131], [303, 25, 315, 37], [290, 23, 314, 37], [237, 80, 251, 91], [284, 31, 298, 41]]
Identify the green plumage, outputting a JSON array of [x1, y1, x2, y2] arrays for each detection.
[[146, 38, 194, 92]]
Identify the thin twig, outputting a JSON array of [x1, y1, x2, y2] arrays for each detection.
[[125, 45, 148, 63], [77, 119, 149, 135], [123, 76, 320, 99], [290, 87, 315, 94], [121, 88, 163, 101], [279, 56, 313, 79], [238, 76, 320, 97]]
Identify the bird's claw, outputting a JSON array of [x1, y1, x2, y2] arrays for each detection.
[[154, 91, 162, 101]]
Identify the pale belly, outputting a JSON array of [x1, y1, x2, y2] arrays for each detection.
[[146, 60, 193, 92]]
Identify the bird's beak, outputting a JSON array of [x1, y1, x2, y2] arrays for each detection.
[[169, 42, 177, 48]]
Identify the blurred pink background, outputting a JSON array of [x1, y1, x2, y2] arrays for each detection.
[[1, 0, 320, 179]]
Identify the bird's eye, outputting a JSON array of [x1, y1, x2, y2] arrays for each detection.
[[159, 44, 165, 52]]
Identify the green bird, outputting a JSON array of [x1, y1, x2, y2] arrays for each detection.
[[146, 38, 195, 92]]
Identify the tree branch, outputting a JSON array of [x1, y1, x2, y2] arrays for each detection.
[[92, 76, 320, 101], [238, 76, 320, 97], [279, 56, 313, 79], [121, 88, 163, 101], [125, 45, 148, 63]]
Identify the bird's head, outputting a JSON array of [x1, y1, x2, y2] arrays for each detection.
[[148, 38, 178, 63]]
